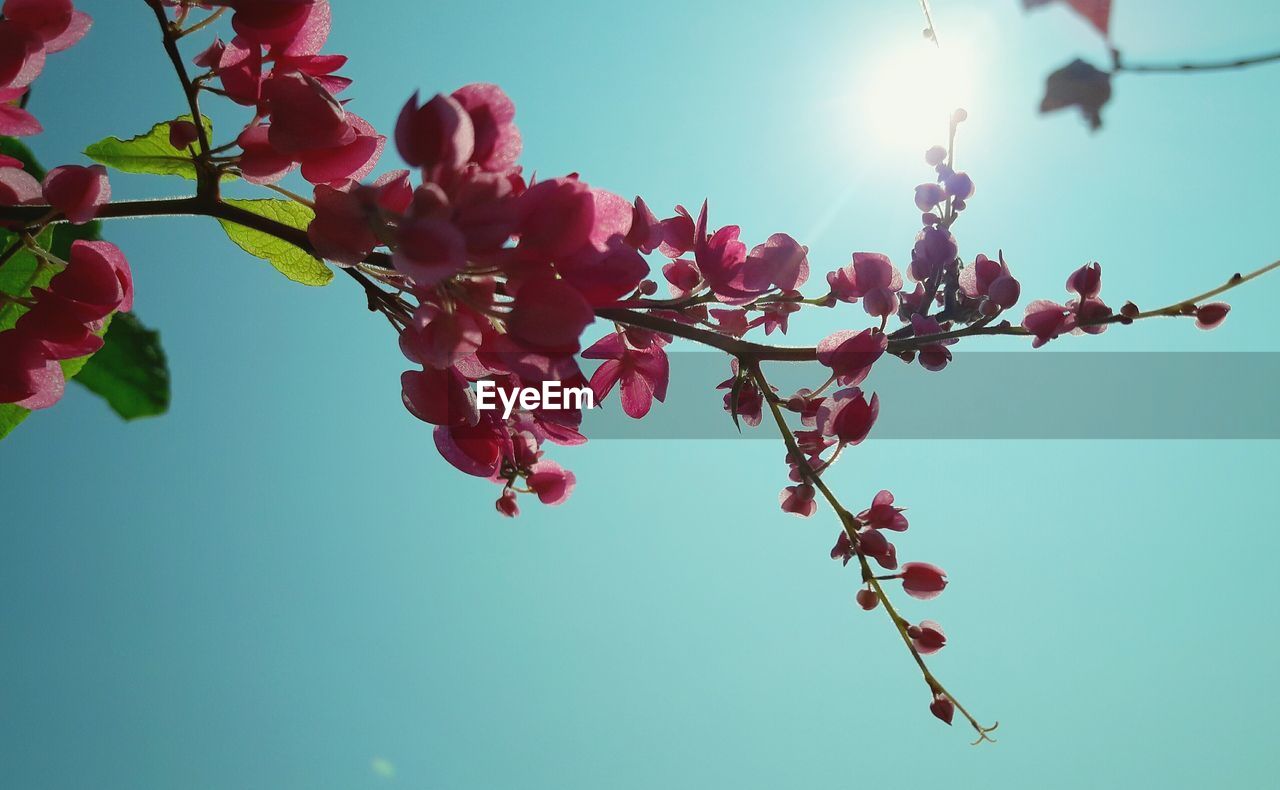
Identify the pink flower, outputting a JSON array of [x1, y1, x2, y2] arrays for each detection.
[[1022, 299, 1072, 348], [3, 0, 91, 53], [168, 119, 199, 151], [657, 205, 695, 258], [41, 164, 109, 225], [0, 88, 41, 136], [830, 531, 854, 565], [897, 562, 948, 600], [858, 490, 907, 532], [908, 620, 946, 654], [909, 313, 954, 372], [914, 182, 946, 211], [400, 302, 485, 370], [307, 184, 377, 265], [779, 483, 817, 517], [1195, 302, 1230, 330], [625, 196, 664, 254], [816, 387, 879, 446], [714, 360, 764, 427], [0, 327, 62, 408], [515, 177, 595, 260], [396, 91, 474, 175], [264, 71, 354, 155], [16, 300, 103, 359], [527, 459, 576, 505], [394, 216, 467, 287], [451, 83, 522, 174], [929, 693, 955, 725], [297, 113, 384, 185], [505, 275, 595, 352], [214, 37, 262, 106], [215, 0, 325, 51], [855, 525, 897, 570], [816, 328, 886, 386], [433, 418, 509, 478], [0, 20, 45, 92], [1066, 261, 1102, 299], [827, 252, 903, 318], [959, 252, 1020, 312], [558, 241, 648, 307], [742, 233, 809, 292], [495, 489, 520, 517], [662, 257, 701, 297], [909, 226, 957, 283], [583, 332, 668, 419], [235, 124, 295, 184], [945, 172, 974, 200], [38, 240, 131, 321], [401, 366, 478, 427], [0, 162, 42, 205], [856, 588, 878, 610]]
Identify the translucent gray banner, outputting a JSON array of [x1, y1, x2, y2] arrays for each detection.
[[574, 352, 1280, 439]]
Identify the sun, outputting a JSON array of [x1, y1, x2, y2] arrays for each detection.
[[855, 37, 979, 154]]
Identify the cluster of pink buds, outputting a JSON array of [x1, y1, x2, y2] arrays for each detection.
[[1, 159, 125, 410], [0, 0, 92, 136], [0, 237, 133, 407], [187, 0, 384, 185]]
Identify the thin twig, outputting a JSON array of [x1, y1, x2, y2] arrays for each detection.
[[1115, 47, 1280, 75]]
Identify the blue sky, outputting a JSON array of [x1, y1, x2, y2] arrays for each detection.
[[3, 1, 1280, 787]]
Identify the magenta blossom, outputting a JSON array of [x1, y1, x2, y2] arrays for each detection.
[[959, 252, 1020, 313], [908, 620, 947, 655], [41, 164, 109, 225], [897, 562, 948, 600], [827, 252, 903, 318], [779, 483, 817, 517], [816, 328, 886, 386], [1195, 302, 1230, 330], [583, 332, 668, 419], [930, 693, 955, 725], [858, 489, 908, 532], [451, 83, 522, 174], [816, 387, 879, 446], [527, 460, 576, 506]]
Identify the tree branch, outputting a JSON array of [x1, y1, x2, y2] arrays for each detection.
[[1114, 47, 1280, 75]]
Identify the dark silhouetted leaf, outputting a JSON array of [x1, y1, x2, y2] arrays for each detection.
[[1023, 0, 1111, 37], [74, 312, 170, 421], [1040, 59, 1113, 130]]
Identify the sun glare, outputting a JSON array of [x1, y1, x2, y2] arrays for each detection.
[[855, 38, 979, 154]]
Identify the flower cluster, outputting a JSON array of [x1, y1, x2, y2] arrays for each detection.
[[0, 0, 1255, 740], [0, 0, 92, 136], [190, 0, 384, 186], [0, 238, 132, 407]]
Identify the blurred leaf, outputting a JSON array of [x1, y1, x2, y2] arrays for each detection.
[[1023, 0, 1112, 37], [370, 757, 396, 779], [84, 115, 218, 180], [74, 312, 170, 421], [1040, 59, 1112, 131], [217, 198, 332, 286]]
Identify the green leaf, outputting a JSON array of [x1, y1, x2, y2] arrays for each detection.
[[74, 312, 170, 421], [216, 198, 332, 286], [0, 137, 46, 178], [84, 115, 218, 180]]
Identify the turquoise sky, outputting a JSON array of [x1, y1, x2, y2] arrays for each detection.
[[4, 1, 1280, 787]]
